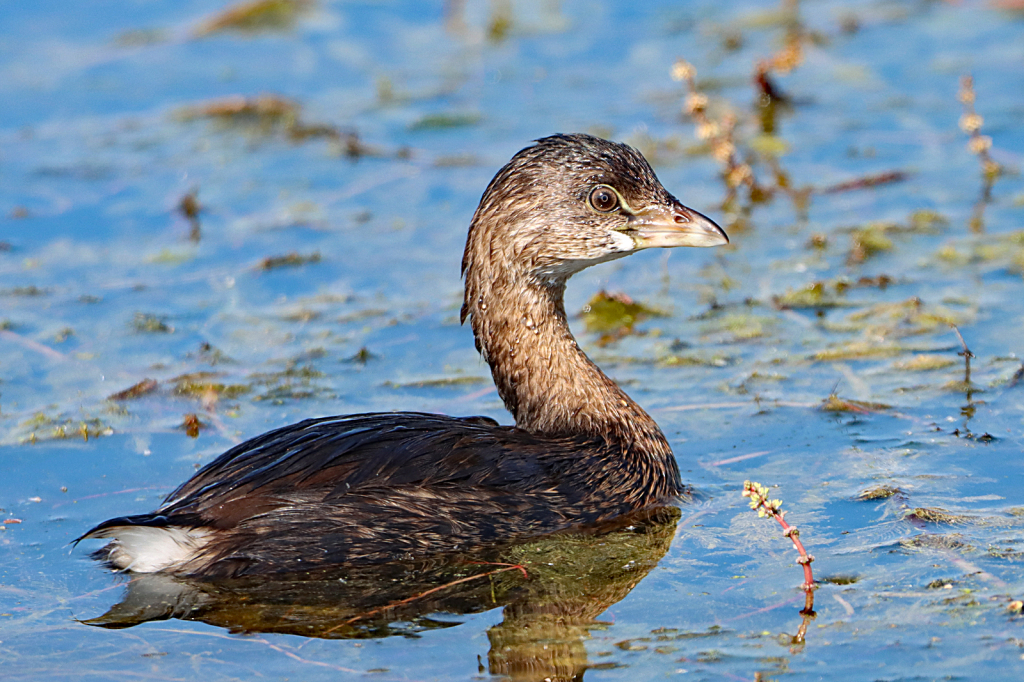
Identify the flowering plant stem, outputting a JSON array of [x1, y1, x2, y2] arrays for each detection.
[[742, 481, 815, 591]]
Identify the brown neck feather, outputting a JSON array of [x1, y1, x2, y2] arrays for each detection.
[[463, 256, 672, 463]]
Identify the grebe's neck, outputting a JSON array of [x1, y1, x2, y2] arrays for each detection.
[[464, 268, 671, 460]]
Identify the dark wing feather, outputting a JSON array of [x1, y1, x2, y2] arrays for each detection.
[[84, 412, 653, 576], [160, 412, 567, 513]]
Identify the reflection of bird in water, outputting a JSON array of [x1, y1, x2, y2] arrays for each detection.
[[78, 134, 727, 578], [86, 508, 681, 682]]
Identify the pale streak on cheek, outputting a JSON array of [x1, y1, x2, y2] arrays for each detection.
[[608, 231, 636, 253]]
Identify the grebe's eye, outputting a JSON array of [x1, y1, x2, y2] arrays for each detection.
[[588, 185, 619, 213]]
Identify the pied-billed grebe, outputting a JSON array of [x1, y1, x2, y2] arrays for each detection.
[[78, 134, 727, 577]]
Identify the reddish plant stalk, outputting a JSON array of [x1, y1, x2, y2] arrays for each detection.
[[742, 481, 815, 590]]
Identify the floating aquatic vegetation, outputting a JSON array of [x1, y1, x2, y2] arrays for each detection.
[[177, 93, 299, 128], [107, 378, 159, 401], [259, 251, 321, 271], [748, 134, 789, 157], [384, 376, 487, 389], [279, 308, 321, 323], [409, 112, 482, 130], [343, 347, 377, 364], [986, 547, 1024, 562], [337, 308, 389, 324], [843, 211, 949, 264], [146, 249, 194, 265], [175, 94, 378, 157], [932, 230, 1024, 272], [842, 297, 965, 338], [940, 379, 985, 394], [581, 290, 666, 339], [701, 312, 774, 341], [813, 341, 907, 362], [858, 485, 903, 500], [820, 575, 860, 585], [772, 281, 847, 310], [112, 28, 166, 47], [1, 286, 49, 297], [892, 354, 956, 371], [249, 364, 324, 383], [189, 342, 235, 366], [728, 370, 788, 394], [906, 508, 974, 525], [486, 0, 513, 42], [806, 233, 827, 250], [772, 277, 894, 314], [132, 313, 173, 333], [172, 372, 250, 400], [179, 413, 205, 438], [820, 394, 891, 413], [249, 363, 330, 403], [900, 533, 973, 552], [192, 0, 312, 37], [847, 224, 894, 264], [659, 353, 733, 368], [17, 413, 113, 444], [907, 210, 948, 232], [178, 189, 202, 243]]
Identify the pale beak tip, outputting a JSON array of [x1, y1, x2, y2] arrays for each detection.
[[713, 224, 730, 246], [687, 212, 729, 248]]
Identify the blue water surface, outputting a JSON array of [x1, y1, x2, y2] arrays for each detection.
[[2, 0, 1024, 680]]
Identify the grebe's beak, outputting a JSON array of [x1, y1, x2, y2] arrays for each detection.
[[621, 203, 729, 249]]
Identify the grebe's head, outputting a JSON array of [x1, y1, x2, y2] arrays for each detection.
[[461, 134, 727, 315]]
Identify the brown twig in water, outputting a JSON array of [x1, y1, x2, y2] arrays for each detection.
[[742, 481, 816, 591], [820, 170, 908, 194], [107, 378, 159, 401]]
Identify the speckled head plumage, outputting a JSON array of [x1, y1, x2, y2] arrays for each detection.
[[461, 133, 727, 326]]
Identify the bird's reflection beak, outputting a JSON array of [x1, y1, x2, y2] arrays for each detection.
[[622, 203, 729, 249]]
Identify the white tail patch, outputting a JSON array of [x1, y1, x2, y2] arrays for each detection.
[[90, 526, 212, 573]]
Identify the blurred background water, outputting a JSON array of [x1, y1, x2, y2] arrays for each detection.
[[2, 0, 1024, 679]]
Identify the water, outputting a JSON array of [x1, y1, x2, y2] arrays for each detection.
[[2, 0, 1023, 679]]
